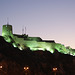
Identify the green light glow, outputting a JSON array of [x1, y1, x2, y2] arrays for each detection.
[[2, 25, 75, 56], [12, 43, 17, 48]]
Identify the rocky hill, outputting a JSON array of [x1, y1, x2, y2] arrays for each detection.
[[0, 36, 75, 75]]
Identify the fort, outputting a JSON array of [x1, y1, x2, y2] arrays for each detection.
[[2, 24, 75, 56]]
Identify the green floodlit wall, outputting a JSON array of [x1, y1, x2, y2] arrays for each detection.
[[2, 25, 13, 42], [2, 24, 75, 56], [2, 25, 13, 36]]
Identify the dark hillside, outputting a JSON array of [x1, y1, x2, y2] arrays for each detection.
[[0, 36, 75, 75]]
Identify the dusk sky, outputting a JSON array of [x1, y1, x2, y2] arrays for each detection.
[[0, 0, 75, 48]]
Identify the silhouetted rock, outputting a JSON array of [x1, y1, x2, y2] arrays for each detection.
[[0, 36, 75, 75]]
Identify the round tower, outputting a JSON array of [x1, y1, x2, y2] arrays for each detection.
[[2, 24, 13, 37]]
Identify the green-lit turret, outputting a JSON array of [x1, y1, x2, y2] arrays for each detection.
[[2, 24, 13, 36], [2, 24, 13, 42]]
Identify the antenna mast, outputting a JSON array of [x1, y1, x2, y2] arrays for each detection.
[[22, 28, 24, 35], [22, 26, 27, 35], [22, 26, 24, 35], [7, 17, 9, 25], [25, 27, 26, 34]]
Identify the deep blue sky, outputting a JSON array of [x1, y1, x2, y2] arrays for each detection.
[[0, 0, 75, 48]]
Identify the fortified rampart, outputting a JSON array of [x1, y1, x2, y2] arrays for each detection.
[[2, 24, 75, 56]]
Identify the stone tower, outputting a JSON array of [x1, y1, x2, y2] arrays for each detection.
[[2, 24, 13, 37]]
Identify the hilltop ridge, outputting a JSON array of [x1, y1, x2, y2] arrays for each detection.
[[0, 36, 75, 75]]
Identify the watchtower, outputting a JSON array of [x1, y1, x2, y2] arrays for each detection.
[[2, 24, 13, 37]]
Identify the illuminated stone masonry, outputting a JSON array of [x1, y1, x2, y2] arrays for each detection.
[[2, 24, 75, 56]]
